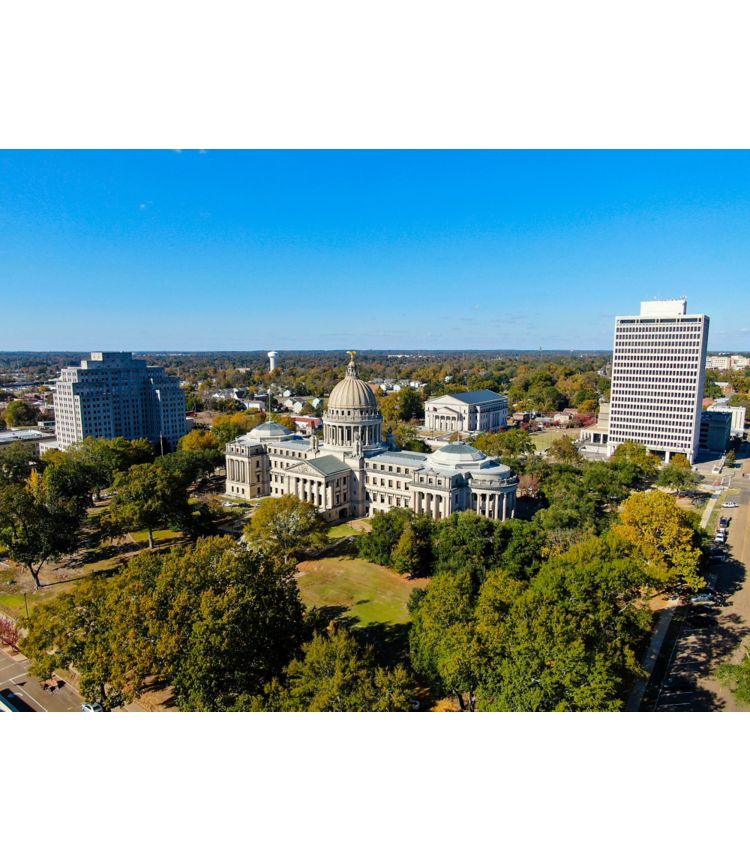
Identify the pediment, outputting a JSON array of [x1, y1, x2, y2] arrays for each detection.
[[285, 461, 321, 477]]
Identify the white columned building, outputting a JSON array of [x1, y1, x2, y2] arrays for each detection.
[[225, 353, 518, 522]]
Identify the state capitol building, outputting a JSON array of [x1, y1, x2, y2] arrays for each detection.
[[225, 354, 518, 522]]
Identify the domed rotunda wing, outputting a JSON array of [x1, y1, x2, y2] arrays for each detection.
[[323, 352, 384, 452]]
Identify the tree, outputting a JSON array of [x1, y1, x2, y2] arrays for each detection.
[[431, 512, 499, 581], [243, 495, 328, 563], [409, 570, 481, 710], [0, 441, 40, 484], [393, 423, 430, 453], [359, 508, 412, 566], [715, 650, 750, 705], [725, 450, 737, 468], [611, 441, 660, 486], [657, 462, 699, 495], [391, 515, 433, 578], [473, 428, 535, 461], [212, 411, 265, 445], [546, 434, 583, 466], [0, 473, 86, 589], [613, 491, 704, 591], [179, 428, 222, 457], [242, 629, 415, 712], [23, 537, 307, 710], [105, 461, 191, 549], [477, 534, 651, 711], [3, 399, 40, 427]]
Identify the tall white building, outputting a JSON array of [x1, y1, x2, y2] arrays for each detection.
[[607, 299, 709, 463], [53, 352, 186, 451]]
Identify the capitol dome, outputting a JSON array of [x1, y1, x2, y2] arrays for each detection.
[[323, 352, 384, 452], [327, 354, 378, 411]]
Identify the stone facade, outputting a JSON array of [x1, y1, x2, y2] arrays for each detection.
[[424, 389, 508, 434], [225, 354, 517, 523]]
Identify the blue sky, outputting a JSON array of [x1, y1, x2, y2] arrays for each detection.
[[1, 150, 748, 352]]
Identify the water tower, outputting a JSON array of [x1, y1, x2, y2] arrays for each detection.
[[267, 351, 279, 372]]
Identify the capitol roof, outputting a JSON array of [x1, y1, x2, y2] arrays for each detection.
[[441, 389, 506, 404], [242, 421, 295, 442]]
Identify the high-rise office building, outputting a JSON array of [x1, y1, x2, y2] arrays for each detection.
[[607, 299, 709, 463], [53, 352, 186, 451]]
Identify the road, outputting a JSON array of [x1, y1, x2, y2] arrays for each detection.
[[0, 647, 83, 712], [645, 454, 750, 711]]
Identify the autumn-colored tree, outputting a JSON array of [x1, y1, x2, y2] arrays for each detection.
[[212, 411, 265, 445], [613, 491, 704, 591]]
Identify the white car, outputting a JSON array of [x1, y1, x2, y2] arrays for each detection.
[[722, 501, 739, 508], [81, 702, 103, 713]]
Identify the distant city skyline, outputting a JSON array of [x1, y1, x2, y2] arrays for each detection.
[[2, 150, 749, 352]]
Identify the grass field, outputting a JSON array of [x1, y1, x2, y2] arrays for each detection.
[[529, 427, 581, 451], [327, 523, 360, 539], [0, 578, 80, 620], [297, 556, 422, 627]]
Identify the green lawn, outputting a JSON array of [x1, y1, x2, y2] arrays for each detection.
[[327, 523, 360, 539], [0, 579, 80, 620], [296, 556, 421, 627], [530, 427, 581, 451]]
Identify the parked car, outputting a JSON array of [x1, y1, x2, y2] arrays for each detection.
[[714, 534, 727, 544], [718, 517, 730, 528], [690, 592, 718, 605], [81, 702, 103, 713], [722, 501, 739, 508]]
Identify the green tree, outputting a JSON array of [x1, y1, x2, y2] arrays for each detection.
[[725, 450, 736, 468], [657, 462, 699, 495], [0, 472, 86, 589], [3, 399, 40, 427], [409, 570, 480, 710], [611, 441, 660, 486], [0, 441, 40, 484], [715, 650, 750, 705], [478, 534, 651, 711], [359, 508, 412, 566], [473, 428, 535, 460], [242, 629, 415, 712], [391, 515, 433, 578], [432, 511, 499, 580], [393, 423, 430, 453], [24, 537, 307, 710], [105, 461, 191, 549], [243, 495, 328, 563], [546, 434, 583, 466]]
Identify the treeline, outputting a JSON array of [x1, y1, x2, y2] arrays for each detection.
[[0, 435, 224, 588]]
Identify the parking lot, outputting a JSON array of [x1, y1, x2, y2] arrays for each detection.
[[0, 647, 83, 712], [647, 473, 750, 712]]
